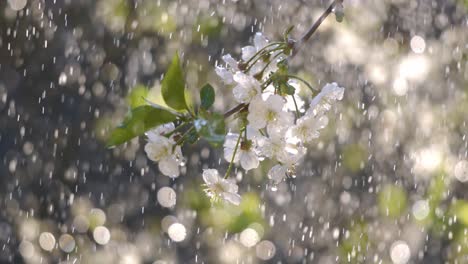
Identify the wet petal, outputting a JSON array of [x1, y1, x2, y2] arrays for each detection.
[[253, 32, 268, 50], [202, 169, 220, 185], [240, 151, 259, 171], [241, 45, 256, 61], [222, 54, 238, 70], [215, 66, 234, 84], [266, 94, 285, 112], [247, 96, 268, 129], [268, 164, 287, 183], [222, 192, 241, 205], [220, 178, 238, 193], [159, 156, 180, 178]]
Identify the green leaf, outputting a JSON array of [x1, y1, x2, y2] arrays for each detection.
[[126, 85, 149, 109], [161, 53, 188, 111], [200, 83, 215, 110], [106, 105, 177, 147], [194, 111, 225, 146]]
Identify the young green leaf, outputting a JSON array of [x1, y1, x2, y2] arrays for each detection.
[[194, 111, 225, 146], [126, 85, 149, 109], [161, 53, 188, 111], [200, 83, 215, 110], [106, 105, 177, 147]]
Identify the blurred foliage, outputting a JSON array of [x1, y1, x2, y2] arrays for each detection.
[[342, 144, 367, 173], [339, 221, 369, 263], [378, 184, 408, 218]]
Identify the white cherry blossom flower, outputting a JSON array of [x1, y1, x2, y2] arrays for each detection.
[[232, 72, 261, 103], [247, 94, 294, 135], [257, 131, 306, 165], [215, 54, 240, 84], [307, 82, 344, 116], [202, 169, 241, 205], [266, 140, 306, 185], [144, 124, 184, 178], [287, 114, 329, 144], [223, 133, 259, 171]]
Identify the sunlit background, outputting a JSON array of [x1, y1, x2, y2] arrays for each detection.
[[0, 0, 468, 263]]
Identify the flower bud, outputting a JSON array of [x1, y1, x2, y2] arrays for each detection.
[[333, 3, 344, 22]]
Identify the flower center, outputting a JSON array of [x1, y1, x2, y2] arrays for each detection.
[[212, 182, 226, 194], [266, 110, 277, 121], [240, 140, 252, 151]]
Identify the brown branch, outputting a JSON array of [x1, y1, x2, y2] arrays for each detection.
[[223, 103, 247, 118]]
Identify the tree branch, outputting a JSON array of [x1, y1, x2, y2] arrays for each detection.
[[222, 0, 342, 120], [223, 103, 247, 118], [290, 0, 342, 58]]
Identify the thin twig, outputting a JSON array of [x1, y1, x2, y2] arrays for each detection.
[[224, 128, 244, 179], [290, 0, 342, 58]]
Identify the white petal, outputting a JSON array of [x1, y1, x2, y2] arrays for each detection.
[[224, 146, 240, 163], [158, 123, 176, 134], [322, 82, 345, 100], [220, 178, 238, 193], [145, 140, 171, 162], [222, 192, 241, 205], [248, 62, 265, 76], [232, 85, 250, 103], [253, 32, 268, 50], [247, 96, 268, 129], [256, 136, 274, 158], [146, 131, 164, 142], [240, 151, 259, 171], [245, 125, 261, 141], [308, 83, 345, 115], [215, 66, 234, 84], [202, 169, 219, 185], [232, 72, 261, 103], [268, 165, 287, 183], [222, 54, 238, 70], [159, 156, 180, 178], [241, 45, 256, 61], [224, 133, 240, 148], [265, 94, 285, 113]]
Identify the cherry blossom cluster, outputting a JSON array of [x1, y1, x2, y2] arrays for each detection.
[[143, 32, 344, 205]]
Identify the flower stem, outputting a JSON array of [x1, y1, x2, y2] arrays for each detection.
[[244, 46, 286, 73], [291, 95, 300, 118], [243, 42, 285, 67], [255, 52, 284, 77], [287, 75, 316, 94], [174, 126, 195, 147], [165, 121, 190, 138], [224, 128, 244, 179]]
